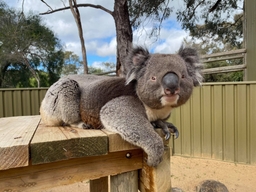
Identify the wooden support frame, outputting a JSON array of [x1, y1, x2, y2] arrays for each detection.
[[0, 149, 143, 191], [0, 116, 172, 192]]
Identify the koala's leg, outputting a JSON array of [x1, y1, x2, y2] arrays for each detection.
[[40, 78, 84, 128], [151, 120, 179, 140], [100, 96, 164, 167]]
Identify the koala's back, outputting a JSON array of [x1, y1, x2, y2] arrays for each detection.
[[64, 75, 136, 128]]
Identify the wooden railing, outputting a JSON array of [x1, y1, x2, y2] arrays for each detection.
[[201, 49, 246, 74], [91, 48, 247, 76]]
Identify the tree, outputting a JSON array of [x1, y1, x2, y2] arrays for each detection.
[[0, 1, 64, 87], [177, 0, 243, 48], [61, 51, 83, 76], [88, 62, 116, 75], [40, 0, 171, 75]]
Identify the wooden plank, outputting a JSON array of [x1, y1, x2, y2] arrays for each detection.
[[201, 64, 246, 75], [201, 48, 246, 59], [90, 177, 108, 192], [202, 55, 244, 63], [139, 147, 171, 192], [0, 149, 143, 192], [30, 124, 108, 165], [0, 116, 41, 170], [110, 171, 138, 192], [102, 129, 139, 152], [139, 129, 172, 192]]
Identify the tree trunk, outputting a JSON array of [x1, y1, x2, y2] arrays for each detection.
[[0, 63, 8, 87], [69, 0, 88, 74], [113, 0, 133, 76], [22, 55, 40, 87]]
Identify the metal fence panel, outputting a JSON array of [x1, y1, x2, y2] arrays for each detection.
[[0, 88, 48, 118], [170, 82, 256, 165]]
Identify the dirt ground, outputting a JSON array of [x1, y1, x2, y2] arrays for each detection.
[[44, 156, 256, 192], [171, 156, 256, 192]]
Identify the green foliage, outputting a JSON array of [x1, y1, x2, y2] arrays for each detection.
[[128, 0, 172, 37], [88, 62, 116, 75], [0, 1, 64, 88], [177, 1, 244, 82], [177, 0, 243, 48]]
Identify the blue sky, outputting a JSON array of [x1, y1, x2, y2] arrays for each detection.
[[6, 0, 189, 70]]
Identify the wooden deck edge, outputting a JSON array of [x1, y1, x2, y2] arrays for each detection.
[[0, 149, 143, 192]]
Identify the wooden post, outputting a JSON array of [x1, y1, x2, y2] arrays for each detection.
[[90, 177, 108, 192], [110, 170, 138, 192], [139, 129, 172, 192], [244, 0, 256, 81]]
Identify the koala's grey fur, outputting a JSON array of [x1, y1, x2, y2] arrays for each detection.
[[40, 45, 202, 167]]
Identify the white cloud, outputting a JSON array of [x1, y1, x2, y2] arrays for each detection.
[[6, 0, 189, 60], [64, 42, 82, 56], [8, 0, 116, 54], [91, 61, 104, 69], [153, 29, 189, 54], [96, 37, 116, 56], [133, 25, 189, 54]]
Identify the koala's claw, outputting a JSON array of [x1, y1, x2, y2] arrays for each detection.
[[151, 120, 179, 140], [82, 123, 93, 129], [172, 129, 179, 139], [165, 132, 171, 140]]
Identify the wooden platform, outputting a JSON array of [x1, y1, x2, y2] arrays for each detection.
[[0, 116, 172, 192]]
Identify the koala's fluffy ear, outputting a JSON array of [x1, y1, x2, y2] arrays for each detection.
[[178, 45, 203, 86], [124, 46, 150, 85]]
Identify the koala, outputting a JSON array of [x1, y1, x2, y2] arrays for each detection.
[[40, 45, 202, 167]]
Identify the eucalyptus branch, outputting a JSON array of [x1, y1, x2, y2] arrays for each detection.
[[188, 0, 205, 20], [40, 3, 113, 16], [69, 0, 88, 73], [41, 0, 53, 11], [21, 53, 40, 87]]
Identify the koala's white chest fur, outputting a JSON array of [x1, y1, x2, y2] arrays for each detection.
[[143, 104, 172, 122]]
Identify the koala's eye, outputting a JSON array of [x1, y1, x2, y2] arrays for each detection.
[[151, 76, 156, 81], [181, 74, 185, 78]]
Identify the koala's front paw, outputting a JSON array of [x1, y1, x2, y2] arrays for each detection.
[[151, 120, 179, 140], [70, 121, 93, 129], [145, 141, 164, 167], [147, 155, 163, 167]]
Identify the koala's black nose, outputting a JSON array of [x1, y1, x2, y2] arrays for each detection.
[[162, 72, 179, 95]]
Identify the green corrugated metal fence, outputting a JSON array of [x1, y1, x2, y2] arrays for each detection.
[[170, 81, 256, 165], [0, 88, 48, 118], [1, 82, 256, 164]]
